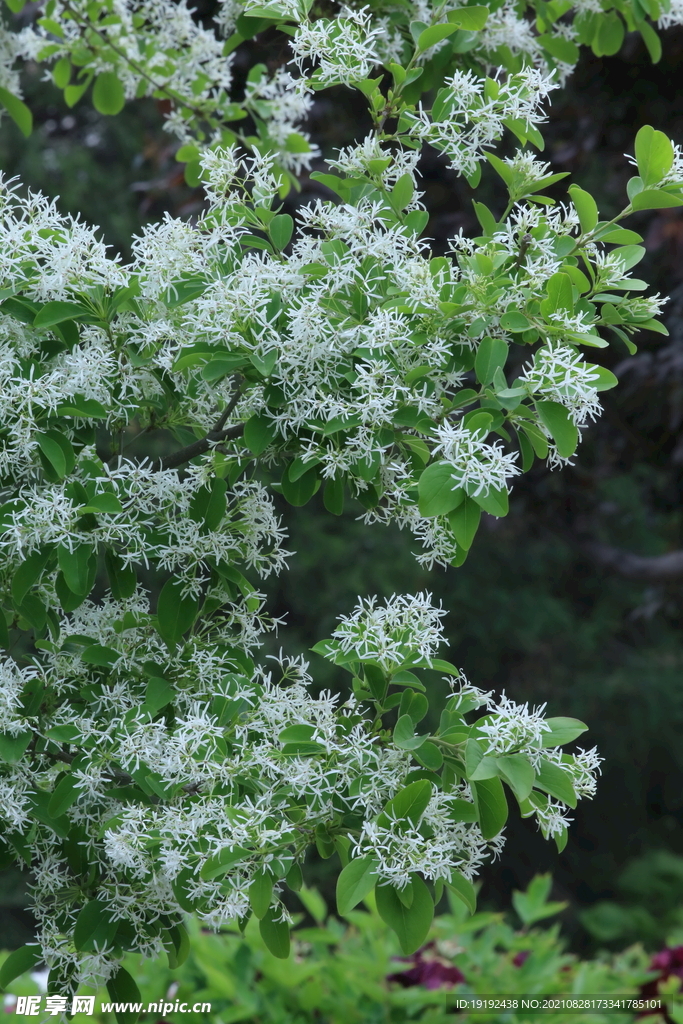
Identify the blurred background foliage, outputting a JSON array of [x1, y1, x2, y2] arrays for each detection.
[[2, 13, 683, 955], [0, 876, 666, 1023]]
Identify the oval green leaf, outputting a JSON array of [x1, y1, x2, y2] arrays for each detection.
[[336, 856, 378, 916]]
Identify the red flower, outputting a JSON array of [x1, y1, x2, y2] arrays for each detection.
[[638, 945, 683, 1022], [388, 946, 466, 991]]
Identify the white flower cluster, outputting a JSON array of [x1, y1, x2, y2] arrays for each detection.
[[0, 176, 128, 300], [356, 788, 505, 889], [16, 0, 236, 144], [478, 693, 552, 754], [409, 68, 557, 177], [520, 345, 603, 427], [332, 592, 447, 668], [432, 421, 521, 497], [291, 6, 381, 85], [2, 0, 671, 980], [328, 135, 423, 205], [243, 69, 320, 173]]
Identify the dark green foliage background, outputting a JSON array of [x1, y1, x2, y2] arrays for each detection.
[[2, 24, 683, 950]]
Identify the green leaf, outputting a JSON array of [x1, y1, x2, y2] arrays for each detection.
[[200, 355, 248, 380], [48, 774, 80, 817], [630, 189, 683, 211], [447, 5, 488, 29], [474, 336, 508, 386], [390, 669, 426, 691], [163, 922, 191, 969], [0, 731, 31, 765], [589, 366, 618, 391], [393, 714, 427, 750], [597, 227, 642, 244], [499, 311, 530, 332], [286, 861, 303, 891], [400, 689, 428, 724], [0, 945, 42, 991], [379, 779, 433, 828], [336, 856, 378, 915], [57, 395, 108, 418], [58, 543, 95, 596], [495, 754, 535, 801], [282, 740, 326, 756], [537, 32, 579, 63], [535, 757, 577, 807], [52, 57, 71, 88], [512, 873, 567, 925], [172, 867, 200, 912], [92, 71, 125, 115], [486, 151, 513, 185], [465, 738, 485, 778], [106, 967, 142, 1024], [249, 869, 274, 919], [472, 776, 508, 839], [375, 875, 434, 954], [468, 752, 499, 781], [244, 412, 277, 455], [281, 463, 318, 506], [296, 885, 327, 923], [0, 86, 33, 138], [448, 799, 478, 823], [416, 22, 457, 50], [34, 301, 88, 328], [278, 726, 316, 748], [638, 20, 661, 63], [270, 213, 294, 249], [74, 899, 118, 952], [541, 717, 588, 747], [472, 486, 508, 518], [64, 79, 92, 109], [415, 740, 443, 770], [190, 477, 227, 531], [12, 548, 51, 606], [594, 10, 624, 55], [144, 677, 175, 716], [323, 476, 344, 516], [37, 430, 75, 479], [555, 827, 568, 853], [259, 907, 290, 958], [536, 400, 578, 458], [201, 845, 251, 880], [472, 201, 497, 236], [626, 175, 644, 201], [418, 461, 463, 517], [568, 185, 599, 232], [446, 872, 477, 914], [156, 579, 198, 645], [635, 125, 674, 186], [543, 271, 574, 313], [82, 492, 123, 514], [389, 172, 414, 212], [448, 496, 481, 550], [81, 644, 120, 666], [104, 549, 136, 601]]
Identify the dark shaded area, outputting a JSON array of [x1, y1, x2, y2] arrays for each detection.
[[2, 22, 683, 952]]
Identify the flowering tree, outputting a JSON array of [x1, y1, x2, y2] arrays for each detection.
[[0, 0, 682, 1010]]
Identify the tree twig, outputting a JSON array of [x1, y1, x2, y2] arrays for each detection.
[[582, 541, 683, 583], [152, 377, 246, 471]]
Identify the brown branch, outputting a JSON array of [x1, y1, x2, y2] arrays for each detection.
[[154, 422, 245, 472], [152, 378, 246, 471], [583, 541, 683, 583]]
